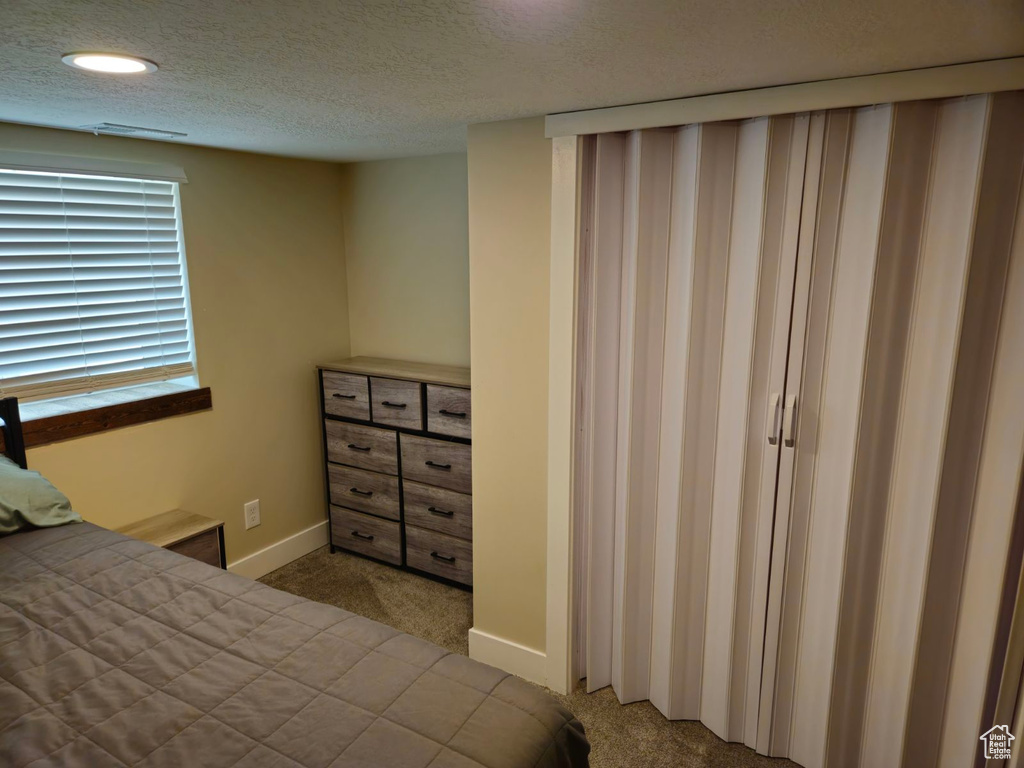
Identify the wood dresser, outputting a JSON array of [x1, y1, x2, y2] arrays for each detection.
[[317, 357, 473, 588]]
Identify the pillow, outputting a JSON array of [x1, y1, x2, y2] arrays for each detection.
[[0, 455, 82, 535]]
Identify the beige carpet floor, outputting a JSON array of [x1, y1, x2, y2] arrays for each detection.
[[260, 546, 798, 768]]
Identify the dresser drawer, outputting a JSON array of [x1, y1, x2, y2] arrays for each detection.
[[370, 377, 422, 429], [400, 434, 472, 494], [325, 421, 398, 475], [403, 480, 472, 541], [331, 506, 401, 565], [322, 371, 370, 420], [327, 464, 400, 520], [167, 529, 222, 568], [425, 385, 471, 439], [405, 525, 472, 586]]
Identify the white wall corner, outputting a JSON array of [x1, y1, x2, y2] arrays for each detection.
[[227, 519, 329, 580], [469, 628, 549, 687]]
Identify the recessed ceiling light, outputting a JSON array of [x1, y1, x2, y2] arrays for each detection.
[[61, 53, 158, 74]]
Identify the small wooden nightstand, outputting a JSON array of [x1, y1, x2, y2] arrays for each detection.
[[118, 509, 226, 569]]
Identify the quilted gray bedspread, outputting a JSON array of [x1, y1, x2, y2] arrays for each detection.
[[0, 523, 589, 768]]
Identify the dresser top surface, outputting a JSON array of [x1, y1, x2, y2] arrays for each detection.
[[318, 356, 471, 388]]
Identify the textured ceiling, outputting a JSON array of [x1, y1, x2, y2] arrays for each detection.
[[2, 0, 1022, 161]]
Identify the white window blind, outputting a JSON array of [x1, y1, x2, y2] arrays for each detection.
[[0, 168, 196, 401]]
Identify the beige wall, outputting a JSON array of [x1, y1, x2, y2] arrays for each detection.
[[467, 117, 551, 652], [0, 123, 350, 563], [341, 154, 470, 367]]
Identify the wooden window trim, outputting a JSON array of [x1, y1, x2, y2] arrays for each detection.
[[0, 388, 212, 452]]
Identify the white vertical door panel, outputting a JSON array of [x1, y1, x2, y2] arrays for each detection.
[[610, 131, 640, 699], [736, 114, 808, 748], [773, 107, 857, 764], [584, 133, 627, 693], [700, 117, 771, 741], [649, 124, 700, 716], [612, 130, 675, 703], [573, 136, 595, 684], [823, 99, 939, 768], [936, 92, 1024, 768], [759, 110, 831, 757], [859, 94, 990, 767], [787, 104, 894, 768], [652, 123, 739, 719]]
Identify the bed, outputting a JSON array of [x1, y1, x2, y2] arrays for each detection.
[[0, 397, 589, 768]]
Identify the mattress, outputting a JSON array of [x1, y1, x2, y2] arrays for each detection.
[[0, 522, 589, 767]]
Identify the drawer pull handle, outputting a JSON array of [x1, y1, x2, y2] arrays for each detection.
[[431, 552, 456, 564], [351, 531, 375, 541], [381, 401, 407, 409], [347, 443, 371, 452], [428, 506, 454, 517], [349, 487, 374, 497], [333, 393, 357, 400], [439, 409, 467, 418], [425, 461, 452, 471]]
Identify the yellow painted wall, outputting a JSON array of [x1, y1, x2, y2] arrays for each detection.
[[341, 154, 470, 367], [467, 117, 551, 652], [0, 123, 350, 563]]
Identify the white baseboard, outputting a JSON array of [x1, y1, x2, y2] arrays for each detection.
[[468, 627, 548, 686], [228, 520, 329, 580]]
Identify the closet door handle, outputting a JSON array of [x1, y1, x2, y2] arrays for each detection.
[[439, 409, 467, 418], [351, 531, 374, 541], [430, 552, 456, 564], [349, 487, 373, 497], [425, 461, 452, 471], [333, 393, 356, 400], [767, 392, 782, 446], [381, 401, 407, 409], [428, 506, 454, 517], [783, 394, 797, 448], [347, 443, 371, 452]]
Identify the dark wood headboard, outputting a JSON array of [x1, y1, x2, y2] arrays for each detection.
[[0, 397, 27, 469]]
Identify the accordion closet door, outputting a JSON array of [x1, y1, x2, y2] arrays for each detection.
[[573, 91, 1024, 768]]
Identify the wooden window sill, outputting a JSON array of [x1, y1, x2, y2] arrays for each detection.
[[0, 387, 212, 451]]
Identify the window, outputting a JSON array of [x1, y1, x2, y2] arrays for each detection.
[[0, 168, 196, 402]]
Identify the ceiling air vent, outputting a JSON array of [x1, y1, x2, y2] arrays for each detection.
[[79, 123, 188, 140]]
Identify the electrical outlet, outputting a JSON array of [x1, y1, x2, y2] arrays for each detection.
[[244, 499, 261, 530]]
